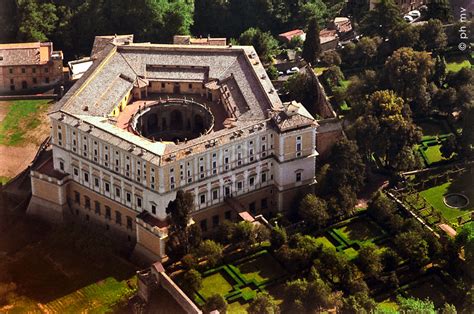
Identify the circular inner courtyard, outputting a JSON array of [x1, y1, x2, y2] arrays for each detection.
[[132, 98, 214, 142]]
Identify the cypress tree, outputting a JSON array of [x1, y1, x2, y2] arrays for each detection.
[[302, 17, 321, 65]]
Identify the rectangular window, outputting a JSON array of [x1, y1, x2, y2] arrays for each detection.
[[115, 211, 122, 225], [33, 77, 37, 84], [200, 194, 206, 205], [95, 201, 101, 215], [21, 68, 25, 73], [237, 181, 243, 191], [84, 196, 91, 209], [136, 197, 142, 208], [73, 167, 79, 176], [296, 172, 302, 182], [105, 206, 111, 220], [249, 176, 255, 186], [94, 177, 99, 188], [212, 215, 219, 228], [84, 172, 89, 183], [105, 182, 110, 193], [200, 219, 208, 232], [32, 68, 36, 73], [126, 192, 131, 203], [261, 172, 267, 183], [249, 202, 256, 214], [225, 210, 231, 220], [115, 187, 121, 197], [45, 77, 49, 84], [212, 189, 219, 200], [9, 68, 13, 74], [261, 198, 268, 209], [74, 191, 80, 204], [151, 204, 156, 214], [59, 161, 64, 171], [127, 216, 133, 230]]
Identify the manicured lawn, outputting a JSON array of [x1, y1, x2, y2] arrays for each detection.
[[315, 236, 336, 249], [0, 99, 51, 146], [446, 59, 471, 73], [227, 300, 249, 314], [198, 272, 234, 299], [335, 217, 384, 242], [343, 247, 358, 260], [377, 300, 398, 313], [238, 253, 285, 283], [420, 182, 473, 223], [422, 144, 446, 165], [42, 277, 136, 313]]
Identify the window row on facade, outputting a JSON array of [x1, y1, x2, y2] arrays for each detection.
[[73, 190, 134, 231]]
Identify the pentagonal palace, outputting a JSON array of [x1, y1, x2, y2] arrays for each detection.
[[27, 36, 318, 260]]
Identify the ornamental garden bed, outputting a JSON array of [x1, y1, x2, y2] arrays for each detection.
[[319, 214, 389, 260], [402, 167, 473, 230], [193, 250, 288, 309]]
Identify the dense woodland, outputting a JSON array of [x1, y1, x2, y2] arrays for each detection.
[[0, 0, 358, 60]]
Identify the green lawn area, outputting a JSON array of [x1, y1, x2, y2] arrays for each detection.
[[41, 277, 136, 313], [377, 300, 398, 313], [198, 272, 234, 299], [228, 300, 250, 314], [335, 217, 385, 242], [421, 144, 446, 165], [343, 247, 358, 260], [0, 99, 52, 146], [0, 216, 138, 312], [237, 253, 286, 283], [420, 181, 473, 223], [446, 59, 471, 73], [315, 236, 336, 249]]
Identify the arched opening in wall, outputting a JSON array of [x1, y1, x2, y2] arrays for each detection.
[[170, 110, 183, 130], [147, 114, 158, 134], [194, 114, 204, 134]]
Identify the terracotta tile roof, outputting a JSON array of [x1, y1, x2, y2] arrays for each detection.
[[279, 29, 305, 41], [0, 42, 53, 66]]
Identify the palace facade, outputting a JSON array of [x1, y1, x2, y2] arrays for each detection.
[[27, 37, 318, 261]]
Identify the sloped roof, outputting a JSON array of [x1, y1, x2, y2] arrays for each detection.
[[0, 42, 53, 66]]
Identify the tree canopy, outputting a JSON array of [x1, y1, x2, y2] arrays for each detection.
[[360, 0, 403, 39], [302, 17, 321, 65], [238, 28, 279, 63]]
